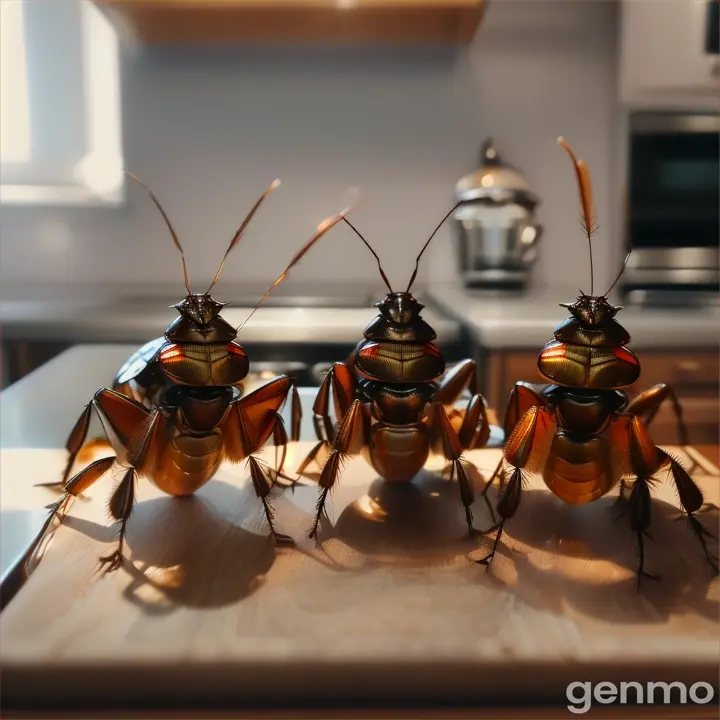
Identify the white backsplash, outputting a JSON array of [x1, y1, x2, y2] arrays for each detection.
[[0, 0, 620, 298]]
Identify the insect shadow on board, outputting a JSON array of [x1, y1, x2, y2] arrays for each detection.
[[475, 137, 719, 591], [28, 174, 354, 578], [295, 202, 501, 541]]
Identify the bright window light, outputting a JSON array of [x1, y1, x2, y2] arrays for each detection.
[[0, 0, 124, 205], [0, 0, 31, 163], [73, 1, 123, 196]]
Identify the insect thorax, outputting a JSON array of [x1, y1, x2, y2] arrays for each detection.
[[537, 296, 641, 390]]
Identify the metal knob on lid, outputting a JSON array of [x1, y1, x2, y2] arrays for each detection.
[[453, 138, 543, 292], [455, 138, 539, 207]]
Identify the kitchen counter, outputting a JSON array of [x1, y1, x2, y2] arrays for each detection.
[[428, 284, 720, 349], [0, 282, 462, 345], [1, 440, 718, 713]]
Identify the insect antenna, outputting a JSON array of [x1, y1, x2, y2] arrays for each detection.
[[125, 170, 193, 296], [237, 204, 354, 332], [342, 217, 393, 293], [558, 137, 597, 296], [205, 178, 281, 296], [406, 200, 464, 293], [604, 250, 632, 298]]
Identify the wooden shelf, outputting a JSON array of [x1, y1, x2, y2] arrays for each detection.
[[93, 0, 486, 45]]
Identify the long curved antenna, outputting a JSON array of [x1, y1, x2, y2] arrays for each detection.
[[604, 251, 632, 298], [406, 200, 463, 293], [205, 178, 281, 295], [342, 217, 393, 293], [237, 204, 355, 332], [125, 170, 192, 296], [557, 137, 597, 296]]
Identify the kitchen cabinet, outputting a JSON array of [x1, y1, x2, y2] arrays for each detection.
[[93, 0, 486, 45], [482, 347, 720, 447], [619, 0, 720, 108]]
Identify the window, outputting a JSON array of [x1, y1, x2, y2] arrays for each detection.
[[0, 0, 124, 205]]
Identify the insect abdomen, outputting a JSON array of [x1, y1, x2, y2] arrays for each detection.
[[150, 429, 223, 496], [543, 432, 619, 504], [366, 423, 430, 483]]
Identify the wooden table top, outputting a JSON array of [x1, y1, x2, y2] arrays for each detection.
[[1, 442, 718, 720], [694, 444, 719, 469]]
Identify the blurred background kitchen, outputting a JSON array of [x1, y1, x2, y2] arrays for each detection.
[[1, 0, 718, 448]]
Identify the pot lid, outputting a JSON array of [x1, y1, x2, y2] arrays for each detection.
[[455, 138, 539, 206]]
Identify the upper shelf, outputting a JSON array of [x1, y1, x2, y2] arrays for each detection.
[[92, 0, 487, 45]]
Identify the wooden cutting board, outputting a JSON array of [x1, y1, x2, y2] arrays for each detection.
[[1, 442, 718, 709]]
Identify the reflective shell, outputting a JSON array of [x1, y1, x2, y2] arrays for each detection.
[[538, 340, 640, 390], [354, 339, 445, 383], [115, 336, 167, 386], [159, 341, 249, 386]]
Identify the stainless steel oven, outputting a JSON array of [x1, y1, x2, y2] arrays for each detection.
[[622, 111, 720, 306]]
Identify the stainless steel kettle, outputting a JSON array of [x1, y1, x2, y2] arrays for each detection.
[[453, 138, 542, 290]]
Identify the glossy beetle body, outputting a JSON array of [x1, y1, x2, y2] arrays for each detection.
[[477, 139, 718, 588], [296, 210, 497, 539], [30, 176, 351, 575], [106, 293, 291, 500]]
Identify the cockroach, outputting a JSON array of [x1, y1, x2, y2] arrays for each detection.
[[296, 204, 496, 539], [33, 175, 352, 573], [476, 137, 718, 588]]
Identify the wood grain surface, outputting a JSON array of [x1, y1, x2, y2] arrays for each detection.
[[1, 442, 718, 712], [95, 0, 487, 45]]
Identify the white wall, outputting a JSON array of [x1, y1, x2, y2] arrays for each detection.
[[0, 0, 620, 297]]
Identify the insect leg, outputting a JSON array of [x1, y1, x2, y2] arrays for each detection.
[[433, 359, 479, 406], [223, 376, 296, 536], [38, 389, 150, 490], [245, 455, 290, 541], [58, 402, 93, 486], [224, 375, 293, 460], [297, 362, 355, 476], [456, 393, 491, 451], [23, 456, 117, 578], [475, 468, 523, 569], [626, 475, 660, 591], [270, 413, 289, 477], [311, 399, 369, 540], [290, 384, 302, 443], [476, 405, 553, 568], [481, 383, 547, 498], [658, 448, 719, 574], [97, 408, 164, 573], [626, 383, 694, 470], [426, 402, 480, 536], [298, 368, 334, 477], [99, 467, 138, 573], [611, 478, 630, 516], [623, 415, 667, 590]]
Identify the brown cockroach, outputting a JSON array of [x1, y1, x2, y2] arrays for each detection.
[[33, 176, 352, 574], [476, 137, 718, 589], [296, 204, 496, 539]]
